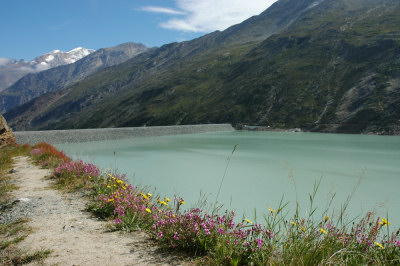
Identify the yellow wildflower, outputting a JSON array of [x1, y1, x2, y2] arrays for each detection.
[[107, 185, 111, 188], [147, 193, 153, 197], [374, 242, 384, 249], [145, 208, 152, 214], [325, 216, 329, 222], [290, 221, 297, 226], [140, 193, 149, 200], [245, 219, 252, 224], [378, 218, 391, 226], [165, 197, 171, 202], [301, 227, 306, 232], [160, 201, 168, 206], [268, 208, 276, 213], [180, 200, 185, 205], [108, 198, 114, 202], [320, 228, 327, 235], [88, 176, 92, 179]]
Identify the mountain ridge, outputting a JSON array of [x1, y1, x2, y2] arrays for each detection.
[[0, 47, 95, 91], [5, 0, 400, 134], [0, 42, 148, 114]]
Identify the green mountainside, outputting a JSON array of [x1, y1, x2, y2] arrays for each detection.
[[5, 0, 400, 134]]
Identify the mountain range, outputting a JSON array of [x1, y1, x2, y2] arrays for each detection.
[[3, 0, 400, 135], [0, 47, 94, 92], [0, 43, 148, 114]]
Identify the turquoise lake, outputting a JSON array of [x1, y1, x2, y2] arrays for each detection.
[[56, 131, 400, 227]]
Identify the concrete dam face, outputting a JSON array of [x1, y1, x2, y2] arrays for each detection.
[[14, 124, 234, 145]]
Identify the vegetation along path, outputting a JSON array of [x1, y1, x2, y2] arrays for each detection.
[[2, 156, 188, 265]]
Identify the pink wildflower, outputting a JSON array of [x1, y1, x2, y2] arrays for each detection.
[[256, 238, 263, 250]]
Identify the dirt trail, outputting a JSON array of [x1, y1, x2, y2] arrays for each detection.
[[7, 156, 189, 266]]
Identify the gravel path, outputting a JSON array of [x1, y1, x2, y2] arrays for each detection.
[[1, 156, 190, 266]]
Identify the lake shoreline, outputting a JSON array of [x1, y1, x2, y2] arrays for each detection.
[[238, 125, 400, 136], [15, 123, 400, 146]]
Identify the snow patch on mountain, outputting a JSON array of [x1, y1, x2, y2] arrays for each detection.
[[45, 55, 55, 62], [34, 47, 96, 69]]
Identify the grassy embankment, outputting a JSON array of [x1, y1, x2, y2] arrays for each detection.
[[2, 142, 400, 265], [0, 144, 51, 265]]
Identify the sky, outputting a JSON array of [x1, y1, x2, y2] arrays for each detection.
[[0, 0, 278, 60]]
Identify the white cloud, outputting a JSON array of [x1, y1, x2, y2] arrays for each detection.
[[34, 64, 51, 72], [17, 66, 36, 72], [142, 0, 278, 33], [141, 6, 186, 15], [0, 58, 11, 66]]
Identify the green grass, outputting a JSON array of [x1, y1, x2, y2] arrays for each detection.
[[0, 217, 52, 265], [18, 249, 52, 264], [0, 219, 30, 250]]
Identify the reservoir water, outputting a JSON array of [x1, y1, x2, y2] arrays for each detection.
[[56, 131, 400, 227]]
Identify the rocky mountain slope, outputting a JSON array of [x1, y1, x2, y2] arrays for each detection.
[[5, 0, 400, 134], [0, 47, 94, 91], [0, 43, 148, 114]]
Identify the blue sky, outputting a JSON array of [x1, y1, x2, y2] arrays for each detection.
[[0, 0, 277, 60]]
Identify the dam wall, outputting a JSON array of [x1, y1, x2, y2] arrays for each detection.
[[14, 124, 234, 145]]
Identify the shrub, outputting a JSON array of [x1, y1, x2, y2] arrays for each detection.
[[30, 142, 70, 168]]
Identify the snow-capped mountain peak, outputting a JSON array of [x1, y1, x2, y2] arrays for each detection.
[[0, 47, 95, 91], [34, 47, 95, 68]]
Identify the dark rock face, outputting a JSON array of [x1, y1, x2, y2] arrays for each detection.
[[0, 114, 16, 146]]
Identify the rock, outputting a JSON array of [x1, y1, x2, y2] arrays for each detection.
[[0, 114, 16, 146], [17, 198, 31, 203]]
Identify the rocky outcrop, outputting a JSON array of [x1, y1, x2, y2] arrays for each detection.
[[0, 114, 16, 146]]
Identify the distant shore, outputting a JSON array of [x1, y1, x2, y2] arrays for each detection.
[[14, 123, 399, 146]]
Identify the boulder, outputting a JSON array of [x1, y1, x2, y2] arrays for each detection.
[[0, 114, 16, 146]]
